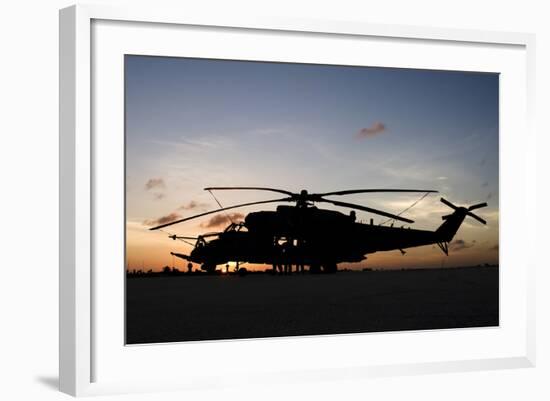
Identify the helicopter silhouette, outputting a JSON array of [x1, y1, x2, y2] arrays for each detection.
[[149, 187, 488, 274]]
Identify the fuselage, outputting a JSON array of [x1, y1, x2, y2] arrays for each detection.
[[185, 205, 466, 268]]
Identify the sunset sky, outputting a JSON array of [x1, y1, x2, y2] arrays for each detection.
[[125, 55, 499, 271]]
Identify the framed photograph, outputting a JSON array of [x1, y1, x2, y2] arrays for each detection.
[[59, 4, 536, 396]]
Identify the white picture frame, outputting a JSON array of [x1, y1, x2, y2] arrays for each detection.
[[59, 4, 536, 397]]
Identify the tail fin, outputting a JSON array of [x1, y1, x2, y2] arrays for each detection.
[[435, 198, 488, 243], [435, 212, 467, 243]]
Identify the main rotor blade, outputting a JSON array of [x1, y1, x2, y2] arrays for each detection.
[[317, 189, 438, 197], [468, 202, 488, 211], [204, 187, 295, 196], [171, 235, 199, 240], [467, 212, 487, 225], [319, 198, 414, 224], [149, 197, 292, 230], [440, 198, 458, 210], [170, 252, 190, 261]]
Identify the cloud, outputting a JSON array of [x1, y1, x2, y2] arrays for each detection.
[[200, 213, 245, 228], [450, 239, 475, 252], [356, 122, 386, 138], [143, 212, 182, 227], [145, 178, 166, 191], [252, 128, 288, 136], [179, 200, 210, 210]]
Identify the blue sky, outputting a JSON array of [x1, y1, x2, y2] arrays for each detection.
[[125, 55, 499, 270]]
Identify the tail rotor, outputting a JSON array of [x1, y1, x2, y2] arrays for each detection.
[[440, 198, 488, 225]]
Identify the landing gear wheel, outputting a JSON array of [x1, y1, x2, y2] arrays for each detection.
[[309, 264, 321, 274], [323, 263, 338, 274], [201, 263, 217, 274]]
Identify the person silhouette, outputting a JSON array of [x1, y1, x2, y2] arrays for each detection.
[[296, 238, 305, 273], [273, 239, 284, 275], [282, 240, 293, 275]]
